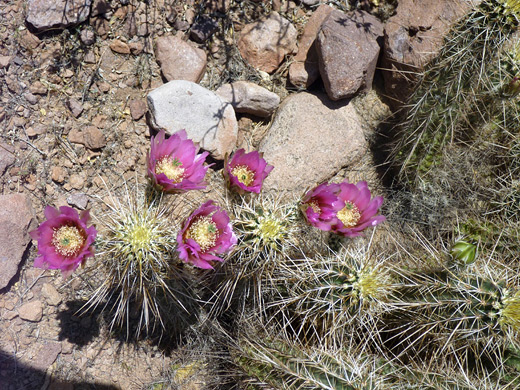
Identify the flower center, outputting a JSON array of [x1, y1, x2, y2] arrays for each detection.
[[186, 216, 218, 252], [258, 216, 283, 241], [307, 200, 321, 214], [52, 225, 85, 257], [128, 225, 152, 251], [337, 201, 361, 228], [155, 157, 185, 183], [231, 165, 255, 186]]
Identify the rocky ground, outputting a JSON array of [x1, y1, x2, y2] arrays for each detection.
[[0, 0, 474, 388]]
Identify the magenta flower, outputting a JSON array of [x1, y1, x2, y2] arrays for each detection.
[[177, 200, 237, 269], [301, 182, 343, 231], [332, 180, 385, 237], [29, 206, 97, 277], [148, 129, 210, 193], [224, 149, 274, 194]]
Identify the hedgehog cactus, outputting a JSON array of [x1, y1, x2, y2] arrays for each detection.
[[395, 0, 520, 186], [383, 264, 520, 374]]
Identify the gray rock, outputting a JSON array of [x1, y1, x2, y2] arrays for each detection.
[[155, 35, 207, 83], [317, 9, 383, 100], [67, 193, 89, 210], [238, 12, 298, 73], [0, 194, 36, 290], [289, 4, 333, 88], [80, 29, 96, 46], [26, 0, 92, 31], [216, 81, 280, 117], [18, 300, 43, 322], [259, 92, 367, 196], [147, 80, 238, 160], [302, 0, 320, 4], [382, 0, 472, 108]]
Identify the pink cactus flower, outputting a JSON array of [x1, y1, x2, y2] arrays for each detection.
[[224, 149, 274, 194], [301, 182, 343, 231], [148, 129, 210, 193], [177, 200, 237, 269], [29, 206, 97, 277], [332, 180, 385, 237]]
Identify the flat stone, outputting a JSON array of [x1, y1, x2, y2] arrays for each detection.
[[31, 341, 62, 371], [18, 300, 43, 322], [110, 39, 131, 54], [41, 283, 62, 306], [26, 124, 46, 137], [382, 0, 472, 107], [129, 99, 147, 120], [259, 92, 367, 196], [155, 35, 207, 83], [0, 194, 36, 290], [289, 4, 333, 88], [26, 0, 92, 31], [67, 193, 89, 210], [67, 98, 83, 118], [238, 12, 298, 73], [317, 9, 383, 100], [24, 92, 39, 105], [216, 81, 280, 117], [147, 80, 238, 160]]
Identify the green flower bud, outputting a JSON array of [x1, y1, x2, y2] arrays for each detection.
[[451, 240, 477, 265]]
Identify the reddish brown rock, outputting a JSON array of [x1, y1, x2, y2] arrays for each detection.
[[41, 283, 62, 306], [0, 194, 35, 290], [51, 166, 66, 183], [18, 300, 43, 322], [289, 4, 333, 88], [0, 55, 11, 68], [29, 81, 47, 95], [382, 0, 472, 107], [155, 35, 207, 83], [238, 12, 298, 73], [129, 99, 147, 120], [110, 39, 131, 54], [84, 126, 106, 149], [67, 97, 83, 118], [26, 0, 92, 31], [317, 9, 384, 100]]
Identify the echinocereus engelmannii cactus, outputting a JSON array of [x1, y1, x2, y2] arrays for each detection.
[[84, 179, 199, 337], [394, 0, 520, 186], [30, 205, 97, 278], [223, 148, 274, 194], [382, 259, 520, 375], [273, 242, 394, 346], [207, 194, 306, 316]]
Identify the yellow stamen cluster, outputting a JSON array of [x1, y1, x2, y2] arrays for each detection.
[[186, 216, 218, 252], [52, 225, 85, 257], [337, 201, 361, 228], [307, 200, 321, 214], [155, 157, 185, 183], [231, 165, 255, 186], [500, 292, 520, 331]]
